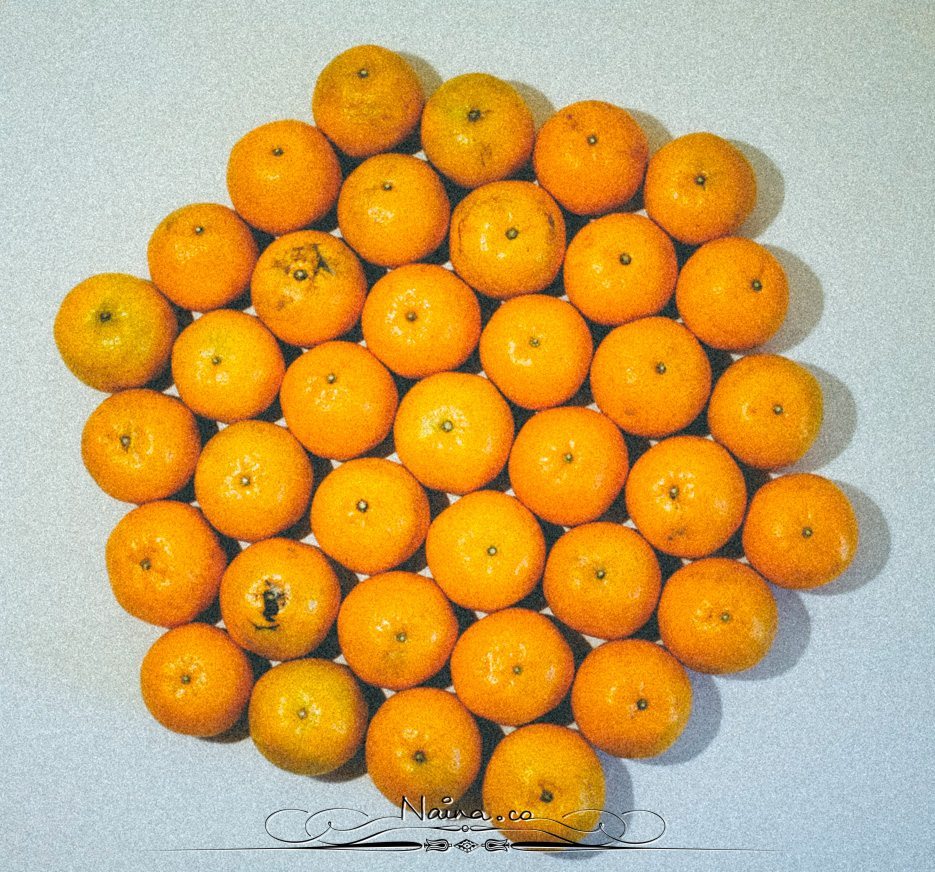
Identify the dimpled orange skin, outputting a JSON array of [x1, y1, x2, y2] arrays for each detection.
[[449, 608, 574, 726], [543, 523, 661, 640], [676, 236, 789, 351], [533, 100, 649, 216], [571, 639, 692, 758], [146, 203, 258, 312], [279, 341, 398, 460], [563, 213, 678, 326], [337, 153, 451, 268], [393, 372, 514, 495], [218, 538, 341, 661], [425, 490, 546, 613], [361, 264, 482, 379], [310, 457, 430, 575], [337, 572, 458, 691], [194, 420, 313, 543], [54, 273, 177, 393], [312, 44, 424, 158], [171, 309, 285, 424], [624, 435, 747, 558], [508, 406, 629, 527], [708, 354, 823, 470], [643, 132, 757, 246], [250, 230, 367, 348], [657, 558, 778, 674], [590, 316, 712, 439], [449, 180, 566, 300], [140, 623, 254, 737], [421, 73, 535, 189], [482, 724, 605, 844], [479, 294, 594, 410], [365, 687, 482, 809], [742, 473, 859, 589], [81, 389, 201, 504], [226, 119, 341, 236]]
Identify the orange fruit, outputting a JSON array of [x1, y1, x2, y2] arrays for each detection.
[[54, 273, 177, 392], [542, 523, 660, 640], [361, 264, 482, 379], [140, 622, 254, 737], [250, 229, 367, 348], [279, 341, 398, 460], [643, 132, 757, 245], [226, 119, 341, 236], [337, 153, 450, 267], [171, 309, 285, 423], [337, 571, 458, 690], [742, 473, 859, 589], [707, 354, 823, 469], [193, 420, 313, 542], [571, 639, 692, 758], [533, 100, 649, 215], [421, 73, 534, 189], [449, 180, 566, 299], [479, 294, 593, 410], [366, 687, 482, 809], [657, 557, 778, 674], [146, 203, 258, 312], [508, 406, 629, 527], [248, 658, 367, 775], [676, 236, 789, 350], [425, 490, 546, 612], [393, 372, 514, 495], [219, 538, 341, 661], [450, 608, 574, 726], [312, 44, 424, 158], [310, 457, 430, 574], [625, 435, 746, 558], [483, 724, 604, 844], [81, 388, 200, 504], [590, 316, 712, 438]]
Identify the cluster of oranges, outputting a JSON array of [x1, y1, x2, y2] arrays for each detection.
[[54, 44, 860, 844]]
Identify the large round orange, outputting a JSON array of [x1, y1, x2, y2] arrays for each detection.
[[450, 180, 566, 300], [81, 388, 200, 504], [657, 557, 778, 674], [742, 473, 859, 589], [337, 571, 458, 690], [543, 522, 660, 640], [450, 608, 574, 726], [420, 73, 534, 189], [508, 406, 629, 527], [310, 457, 430, 574], [279, 341, 398, 460], [361, 264, 482, 379], [479, 294, 593, 410], [533, 100, 649, 215], [194, 420, 313, 542], [590, 316, 712, 438], [571, 639, 692, 758], [146, 203, 258, 312], [226, 119, 341, 236], [337, 153, 450, 267], [393, 372, 514, 495], [624, 435, 747, 558], [425, 490, 546, 612]]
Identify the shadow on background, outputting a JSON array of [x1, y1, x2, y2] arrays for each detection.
[[734, 141, 785, 240], [760, 247, 825, 353], [510, 80, 556, 131], [791, 365, 858, 472], [641, 671, 721, 766]]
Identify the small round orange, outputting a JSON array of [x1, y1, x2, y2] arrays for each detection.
[[479, 294, 593, 410], [54, 273, 177, 392], [337, 571, 458, 690], [280, 341, 398, 460], [742, 473, 859, 589], [533, 100, 649, 215]]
